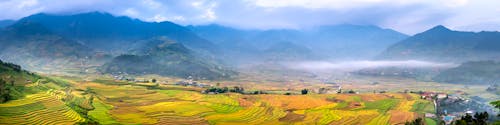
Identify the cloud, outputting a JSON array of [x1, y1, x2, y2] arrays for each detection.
[[251, 0, 419, 10], [0, 0, 498, 34], [285, 60, 458, 72]]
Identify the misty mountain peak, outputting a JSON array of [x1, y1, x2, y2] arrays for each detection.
[[426, 25, 452, 33]]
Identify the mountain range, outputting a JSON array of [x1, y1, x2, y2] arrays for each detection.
[[18, 12, 218, 55], [187, 24, 409, 63], [0, 12, 231, 79], [378, 25, 500, 62], [0, 12, 499, 80]]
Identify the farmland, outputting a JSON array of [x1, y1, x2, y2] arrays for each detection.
[[0, 75, 439, 125]]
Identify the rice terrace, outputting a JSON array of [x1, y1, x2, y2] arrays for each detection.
[[0, 75, 437, 125], [0, 0, 499, 125]]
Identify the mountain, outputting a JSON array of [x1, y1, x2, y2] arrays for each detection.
[[188, 24, 408, 62], [304, 25, 408, 59], [378, 25, 500, 62], [0, 20, 15, 28], [263, 42, 318, 61], [101, 37, 236, 80], [0, 12, 232, 78], [433, 61, 500, 84], [19, 12, 218, 55], [0, 21, 95, 73]]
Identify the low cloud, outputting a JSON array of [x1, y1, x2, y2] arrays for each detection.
[[285, 60, 458, 72]]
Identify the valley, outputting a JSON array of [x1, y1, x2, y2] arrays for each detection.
[[0, 10, 499, 125]]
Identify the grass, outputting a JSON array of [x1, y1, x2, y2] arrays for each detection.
[[395, 100, 415, 111], [139, 101, 214, 116], [363, 99, 399, 113], [367, 114, 391, 125], [205, 106, 286, 124], [112, 113, 157, 124], [88, 100, 119, 125], [425, 118, 437, 125], [316, 109, 342, 124], [0, 102, 45, 116], [199, 94, 240, 105], [411, 100, 435, 113], [92, 79, 130, 85], [258, 95, 333, 110], [203, 103, 244, 114], [334, 102, 349, 109], [157, 89, 204, 101]]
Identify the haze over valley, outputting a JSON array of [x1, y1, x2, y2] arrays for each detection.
[[0, 0, 499, 125]]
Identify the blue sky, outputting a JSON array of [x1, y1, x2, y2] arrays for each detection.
[[0, 0, 499, 34]]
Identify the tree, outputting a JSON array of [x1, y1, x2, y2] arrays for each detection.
[[491, 100, 500, 109], [222, 87, 229, 93], [151, 79, 157, 83], [301, 89, 308, 95], [348, 90, 356, 94], [404, 118, 423, 125], [491, 100, 500, 117], [230, 86, 244, 93], [455, 112, 489, 125], [0, 79, 12, 103]]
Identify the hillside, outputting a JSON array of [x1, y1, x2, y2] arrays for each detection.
[[101, 37, 236, 80], [378, 25, 500, 62], [0, 59, 41, 102], [19, 12, 219, 55], [433, 61, 500, 84], [263, 42, 319, 61], [0, 21, 95, 73], [0, 61, 98, 124], [0, 20, 15, 28]]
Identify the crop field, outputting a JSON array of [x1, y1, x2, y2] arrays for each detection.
[[0, 93, 85, 125], [0, 77, 437, 125]]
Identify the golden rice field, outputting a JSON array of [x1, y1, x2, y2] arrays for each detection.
[[0, 92, 85, 125], [0, 78, 436, 125]]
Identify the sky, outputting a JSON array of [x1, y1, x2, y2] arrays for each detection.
[[0, 0, 499, 34]]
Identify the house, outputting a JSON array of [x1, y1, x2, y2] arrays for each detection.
[[331, 85, 342, 91], [454, 90, 466, 95], [421, 92, 436, 100], [436, 93, 448, 99], [442, 115, 456, 125], [425, 113, 436, 118], [314, 84, 342, 94]]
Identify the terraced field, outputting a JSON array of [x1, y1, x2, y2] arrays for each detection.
[[1, 77, 436, 125], [0, 93, 85, 125]]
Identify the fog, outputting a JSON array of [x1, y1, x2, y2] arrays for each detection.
[[284, 60, 458, 72]]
